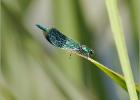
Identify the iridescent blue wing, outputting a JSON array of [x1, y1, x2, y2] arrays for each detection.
[[46, 28, 67, 48], [62, 38, 80, 51], [46, 28, 80, 51]]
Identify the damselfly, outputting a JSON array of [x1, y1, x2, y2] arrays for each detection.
[[36, 24, 94, 57]]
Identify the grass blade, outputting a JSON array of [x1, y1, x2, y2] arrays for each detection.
[[105, 0, 138, 99], [74, 53, 140, 94]]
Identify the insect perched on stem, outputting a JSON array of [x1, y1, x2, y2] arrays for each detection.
[[36, 24, 94, 58]]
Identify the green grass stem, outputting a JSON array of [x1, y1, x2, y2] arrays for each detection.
[[105, 0, 138, 100]]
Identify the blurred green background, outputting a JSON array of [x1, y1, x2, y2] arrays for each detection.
[[1, 0, 139, 100]]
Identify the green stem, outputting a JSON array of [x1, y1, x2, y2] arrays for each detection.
[[105, 0, 138, 100]]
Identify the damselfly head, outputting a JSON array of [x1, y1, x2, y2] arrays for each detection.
[[80, 45, 94, 57], [89, 49, 94, 55]]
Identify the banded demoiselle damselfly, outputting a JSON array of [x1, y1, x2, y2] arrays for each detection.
[[36, 24, 94, 57]]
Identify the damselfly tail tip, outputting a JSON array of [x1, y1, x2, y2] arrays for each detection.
[[36, 24, 47, 32], [36, 24, 40, 27]]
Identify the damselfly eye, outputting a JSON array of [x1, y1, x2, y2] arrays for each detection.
[[89, 50, 94, 55]]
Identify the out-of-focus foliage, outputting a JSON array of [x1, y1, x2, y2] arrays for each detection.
[[1, 0, 139, 100]]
